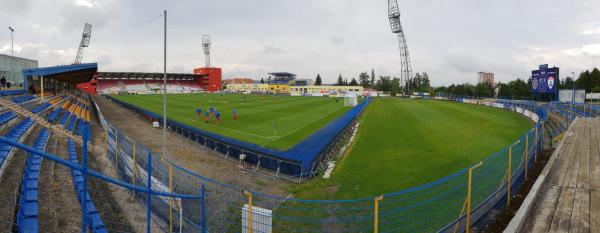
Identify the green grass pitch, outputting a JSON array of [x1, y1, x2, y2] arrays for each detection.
[[109, 93, 354, 150], [292, 98, 532, 199]]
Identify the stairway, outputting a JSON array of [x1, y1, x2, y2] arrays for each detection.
[[0, 98, 83, 144]]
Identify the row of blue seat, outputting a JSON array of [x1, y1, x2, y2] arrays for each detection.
[[16, 129, 50, 233], [13, 95, 36, 104], [59, 110, 71, 125], [31, 102, 51, 114], [47, 107, 63, 123], [0, 89, 26, 96], [0, 111, 17, 125], [0, 118, 35, 170], [67, 140, 108, 233]]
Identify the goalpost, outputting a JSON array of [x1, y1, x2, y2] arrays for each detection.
[[343, 94, 358, 107]]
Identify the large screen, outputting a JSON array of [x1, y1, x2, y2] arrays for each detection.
[[531, 65, 559, 93]]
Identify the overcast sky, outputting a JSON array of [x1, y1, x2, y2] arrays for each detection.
[[1, 0, 599, 85]]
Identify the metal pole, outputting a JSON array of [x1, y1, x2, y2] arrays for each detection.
[[374, 195, 383, 233], [201, 185, 206, 233], [243, 190, 253, 233], [169, 164, 173, 233], [507, 145, 512, 208], [81, 124, 89, 233], [534, 126, 538, 163], [466, 161, 483, 233], [10, 27, 15, 87], [525, 133, 529, 181], [163, 10, 167, 160], [41, 76, 44, 100], [147, 151, 152, 233]]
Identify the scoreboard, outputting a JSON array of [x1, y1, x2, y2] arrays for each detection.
[[531, 64, 559, 94]]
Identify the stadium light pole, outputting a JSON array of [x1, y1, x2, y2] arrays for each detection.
[[9, 26, 15, 87], [163, 10, 168, 162], [571, 72, 575, 103]]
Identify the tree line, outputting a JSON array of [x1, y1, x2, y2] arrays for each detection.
[[434, 67, 600, 99], [314, 69, 432, 96]]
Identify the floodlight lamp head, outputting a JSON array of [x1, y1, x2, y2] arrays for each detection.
[[388, 0, 402, 33], [81, 23, 92, 47], [202, 35, 211, 55]]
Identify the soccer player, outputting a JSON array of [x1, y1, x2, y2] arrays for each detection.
[[204, 110, 210, 123], [232, 109, 238, 120], [215, 111, 221, 125], [196, 107, 202, 118]]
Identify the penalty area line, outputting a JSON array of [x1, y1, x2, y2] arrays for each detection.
[[181, 116, 277, 141]]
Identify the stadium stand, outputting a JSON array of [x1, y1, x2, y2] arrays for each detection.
[[30, 102, 51, 114], [12, 95, 36, 104], [0, 111, 17, 125], [0, 90, 26, 96], [96, 72, 206, 94], [67, 139, 108, 233], [16, 129, 50, 233], [0, 118, 35, 177]]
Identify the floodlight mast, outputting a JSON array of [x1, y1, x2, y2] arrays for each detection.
[[74, 23, 92, 64], [388, 0, 413, 95], [202, 35, 211, 68]]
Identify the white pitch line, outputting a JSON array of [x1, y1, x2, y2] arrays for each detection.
[[181, 116, 277, 141]]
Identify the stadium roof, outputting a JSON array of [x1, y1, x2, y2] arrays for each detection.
[[97, 72, 203, 80], [268, 72, 296, 78], [23, 63, 98, 85]]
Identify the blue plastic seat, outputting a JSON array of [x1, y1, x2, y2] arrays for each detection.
[[21, 202, 38, 218]]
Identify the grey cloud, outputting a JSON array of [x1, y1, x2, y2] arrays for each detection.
[[261, 45, 285, 54], [1, 0, 599, 85]]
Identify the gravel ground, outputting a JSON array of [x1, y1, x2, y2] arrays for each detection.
[[38, 133, 82, 233]]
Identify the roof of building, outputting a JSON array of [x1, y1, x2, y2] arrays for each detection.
[[0, 53, 38, 62], [23, 63, 97, 85], [268, 72, 296, 77], [97, 72, 203, 80]]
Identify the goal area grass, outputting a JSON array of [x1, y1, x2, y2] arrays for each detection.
[[109, 93, 354, 150]]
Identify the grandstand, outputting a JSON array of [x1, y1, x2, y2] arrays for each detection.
[[91, 72, 219, 95]]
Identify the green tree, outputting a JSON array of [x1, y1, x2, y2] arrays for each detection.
[[336, 74, 344, 86], [358, 72, 370, 88], [350, 78, 359, 86], [315, 74, 322, 86], [371, 69, 376, 87], [260, 78, 265, 84], [561, 76, 574, 89], [475, 83, 492, 97]]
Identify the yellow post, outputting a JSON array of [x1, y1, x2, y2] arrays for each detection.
[[243, 190, 253, 233], [507, 145, 512, 208], [525, 134, 529, 181], [374, 195, 384, 233], [540, 122, 544, 154], [169, 164, 173, 233], [534, 127, 538, 163], [40, 76, 44, 100], [466, 161, 483, 233]]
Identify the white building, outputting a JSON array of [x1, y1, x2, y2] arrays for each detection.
[[0, 54, 38, 85]]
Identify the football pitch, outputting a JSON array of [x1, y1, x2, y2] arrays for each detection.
[[293, 98, 532, 199], [109, 93, 354, 150]]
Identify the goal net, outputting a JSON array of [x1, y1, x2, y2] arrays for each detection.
[[344, 95, 358, 107]]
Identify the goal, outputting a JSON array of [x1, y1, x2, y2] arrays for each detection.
[[343, 94, 358, 107]]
